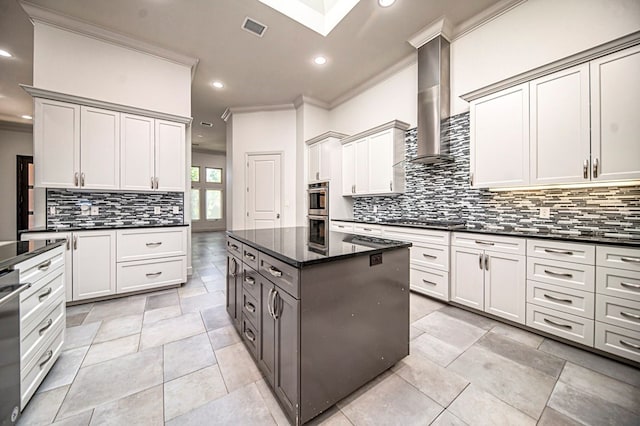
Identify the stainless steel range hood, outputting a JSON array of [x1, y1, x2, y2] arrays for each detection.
[[411, 35, 452, 164]]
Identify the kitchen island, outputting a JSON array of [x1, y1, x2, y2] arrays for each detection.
[[226, 227, 411, 425]]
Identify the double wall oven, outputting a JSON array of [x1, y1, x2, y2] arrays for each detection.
[[308, 182, 329, 250]]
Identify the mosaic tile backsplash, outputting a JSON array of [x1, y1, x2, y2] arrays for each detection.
[[353, 112, 640, 239], [47, 190, 184, 229]]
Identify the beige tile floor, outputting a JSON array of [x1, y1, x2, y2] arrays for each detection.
[[18, 232, 640, 425]]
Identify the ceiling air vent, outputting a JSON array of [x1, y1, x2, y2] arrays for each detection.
[[200, 121, 213, 127], [242, 17, 268, 37]]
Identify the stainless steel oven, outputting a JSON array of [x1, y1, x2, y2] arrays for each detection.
[[308, 215, 329, 250], [308, 182, 328, 216]]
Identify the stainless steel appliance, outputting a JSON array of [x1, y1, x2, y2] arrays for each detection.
[[0, 270, 29, 425], [307, 215, 328, 250], [307, 182, 328, 216]]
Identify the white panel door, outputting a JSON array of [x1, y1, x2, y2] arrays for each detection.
[[318, 140, 332, 181], [80, 106, 120, 190], [470, 83, 529, 188], [530, 64, 590, 185], [308, 143, 320, 182], [368, 129, 394, 194], [341, 142, 355, 195], [354, 138, 369, 194], [484, 252, 526, 324], [591, 45, 640, 182], [451, 247, 484, 310], [246, 154, 282, 229], [155, 120, 186, 191], [73, 230, 116, 300], [34, 98, 80, 188], [120, 114, 155, 191]]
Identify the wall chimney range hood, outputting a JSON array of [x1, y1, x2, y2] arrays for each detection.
[[410, 34, 452, 164]]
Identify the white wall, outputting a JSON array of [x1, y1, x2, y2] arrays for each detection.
[[33, 23, 191, 117], [191, 150, 227, 232], [0, 128, 33, 241], [229, 109, 297, 230]]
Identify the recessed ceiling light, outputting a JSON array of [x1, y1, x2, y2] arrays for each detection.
[[21, 115, 32, 120], [212, 81, 224, 89], [313, 56, 327, 65], [378, 0, 396, 7], [0, 49, 12, 57]]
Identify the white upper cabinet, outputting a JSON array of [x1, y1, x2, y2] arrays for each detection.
[[529, 64, 590, 185], [308, 143, 321, 182], [307, 137, 334, 182], [34, 99, 80, 188], [155, 119, 186, 192], [590, 44, 640, 182], [470, 83, 529, 188], [80, 106, 120, 190], [341, 142, 355, 196], [368, 129, 394, 194], [354, 137, 370, 195], [120, 113, 155, 191]]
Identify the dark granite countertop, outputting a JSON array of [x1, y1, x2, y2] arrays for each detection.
[[332, 219, 640, 247], [20, 223, 189, 234], [0, 240, 66, 271], [227, 227, 411, 268]]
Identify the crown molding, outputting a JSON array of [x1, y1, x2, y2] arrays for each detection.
[[340, 120, 410, 145], [0, 120, 33, 133], [221, 103, 295, 121], [19, 1, 200, 80], [305, 131, 349, 145], [293, 95, 330, 110], [408, 17, 454, 48], [192, 147, 227, 156], [453, 0, 526, 40]]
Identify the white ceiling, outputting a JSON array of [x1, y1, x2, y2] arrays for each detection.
[[0, 0, 505, 152]]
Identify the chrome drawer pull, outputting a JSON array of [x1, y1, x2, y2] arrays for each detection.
[[39, 350, 54, 369], [620, 282, 640, 290], [619, 340, 640, 350], [475, 240, 494, 246], [39, 318, 54, 336], [230, 244, 239, 250], [363, 228, 372, 231], [244, 276, 255, 285], [38, 287, 52, 302], [245, 302, 256, 313], [146, 242, 162, 247], [38, 260, 52, 270], [621, 257, 640, 264], [244, 329, 256, 342], [422, 254, 437, 259], [544, 248, 574, 256], [422, 279, 437, 286], [543, 294, 573, 304], [244, 252, 256, 261], [543, 318, 573, 330], [544, 269, 573, 279], [620, 311, 640, 321], [146, 272, 162, 278], [267, 266, 282, 278]]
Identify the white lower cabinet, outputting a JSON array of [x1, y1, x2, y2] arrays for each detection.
[[73, 230, 117, 300], [527, 303, 595, 346]]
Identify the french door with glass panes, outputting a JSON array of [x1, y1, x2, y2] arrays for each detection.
[[191, 165, 224, 230]]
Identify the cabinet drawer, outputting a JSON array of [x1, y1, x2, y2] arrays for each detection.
[[353, 223, 382, 236], [241, 316, 258, 359], [116, 256, 186, 293], [21, 268, 65, 331], [527, 257, 595, 291], [410, 266, 449, 302], [16, 246, 65, 287], [242, 292, 259, 327], [242, 245, 259, 270], [410, 244, 449, 271], [596, 245, 640, 272], [527, 239, 595, 265], [21, 300, 65, 366], [594, 322, 640, 363], [259, 253, 299, 299], [227, 237, 243, 257], [452, 232, 525, 255], [242, 266, 260, 300], [596, 267, 640, 302], [383, 226, 450, 246], [116, 228, 187, 261], [595, 295, 640, 332], [331, 221, 354, 233], [526, 303, 594, 346], [21, 324, 64, 409], [527, 280, 594, 319]]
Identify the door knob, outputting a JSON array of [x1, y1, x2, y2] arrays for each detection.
[[276, 213, 280, 219]]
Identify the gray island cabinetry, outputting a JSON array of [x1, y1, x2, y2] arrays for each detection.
[[226, 227, 410, 425]]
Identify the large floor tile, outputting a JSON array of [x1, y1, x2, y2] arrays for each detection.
[[255, 378, 290, 426], [165, 382, 275, 426], [145, 291, 179, 310], [57, 347, 163, 419], [142, 305, 182, 326], [394, 352, 468, 406], [207, 325, 241, 350], [180, 291, 226, 313], [201, 305, 232, 331], [215, 342, 263, 392], [66, 313, 89, 328], [38, 346, 90, 393], [178, 285, 207, 299], [438, 306, 499, 331], [412, 311, 486, 351], [409, 293, 445, 322], [18, 386, 69, 425], [448, 384, 535, 426], [410, 332, 464, 367], [83, 297, 146, 324], [164, 333, 217, 381], [164, 365, 228, 420], [448, 345, 556, 419], [488, 323, 544, 348], [89, 385, 163, 426], [63, 322, 101, 350], [82, 334, 140, 367], [139, 312, 205, 349], [52, 411, 93, 426], [537, 407, 582, 426], [305, 406, 353, 426], [430, 410, 468, 426], [204, 279, 225, 293], [409, 325, 424, 341], [92, 314, 142, 344]]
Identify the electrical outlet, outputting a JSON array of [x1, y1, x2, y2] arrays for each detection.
[[539, 207, 551, 219], [373, 205, 378, 213], [90, 206, 99, 216], [154, 207, 161, 214], [172, 206, 180, 214], [49, 206, 56, 215]]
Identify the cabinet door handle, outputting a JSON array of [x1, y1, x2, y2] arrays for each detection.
[[146, 272, 162, 278], [620, 282, 640, 290], [389, 181, 393, 191], [544, 269, 573, 279], [267, 266, 282, 278], [66, 237, 70, 250], [73, 235, 78, 250], [543, 318, 573, 330], [583, 159, 589, 179], [592, 157, 599, 178], [619, 340, 640, 351], [151, 177, 155, 189], [74, 172, 79, 187], [469, 173, 474, 186], [484, 255, 489, 271], [80, 172, 85, 187], [352, 184, 355, 194], [267, 288, 275, 318], [544, 248, 574, 256], [244, 276, 255, 285], [475, 240, 494, 246], [146, 242, 162, 247], [244, 252, 256, 261], [39, 350, 54, 369], [244, 329, 256, 342], [316, 171, 319, 180], [38, 259, 52, 270], [621, 257, 640, 264], [38, 287, 52, 302], [39, 318, 54, 336], [422, 253, 437, 259], [272, 291, 280, 320], [543, 294, 573, 304], [230, 258, 237, 277], [244, 301, 256, 313], [155, 177, 159, 189], [479, 253, 483, 270], [422, 279, 437, 286], [620, 311, 640, 321]]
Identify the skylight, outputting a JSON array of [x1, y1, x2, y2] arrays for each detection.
[[258, 0, 360, 36]]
